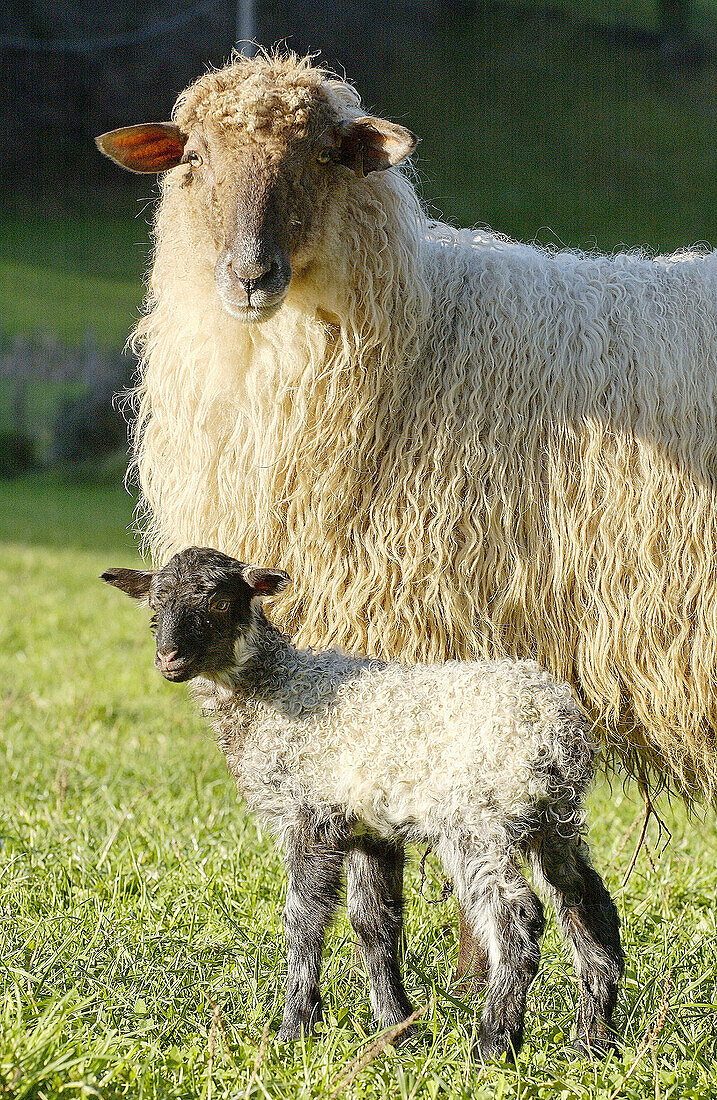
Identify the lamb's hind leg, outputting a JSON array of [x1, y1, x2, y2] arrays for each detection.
[[455, 906, 489, 996], [438, 837, 545, 1061], [530, 834, 623, 1054], [345, 837, 414, 1030], [278, 820, 345, 1041]]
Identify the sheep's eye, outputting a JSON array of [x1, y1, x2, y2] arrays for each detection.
[[317, 149, 332, 165], [211, 598, 231, 613], [182, 151, 203, 168]]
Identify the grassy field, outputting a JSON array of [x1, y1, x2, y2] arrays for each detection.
[[0, 217, 148, 348], [1, 477, 717, 1098]]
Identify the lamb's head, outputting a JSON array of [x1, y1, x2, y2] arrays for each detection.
[[95, 55, 418, 323], [101, 547, 290, 682]]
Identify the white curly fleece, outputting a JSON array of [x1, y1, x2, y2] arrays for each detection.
[[194, 628, 594, 850]]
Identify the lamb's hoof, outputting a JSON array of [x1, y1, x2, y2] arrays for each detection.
[[565, 1035, 619, 1061], [276, 1022, 302, 1042], [388, 1023, 416, 1047], [277, 1018, 319, 1042], [474, 1033, 517, 1063], [373, 1010, 415, 1046]]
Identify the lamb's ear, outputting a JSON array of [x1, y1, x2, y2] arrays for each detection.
[[95, 123, 186, 173], [337, 116, 418, 175], [241, 566, 291, 597], [100, 567, 154, 600]]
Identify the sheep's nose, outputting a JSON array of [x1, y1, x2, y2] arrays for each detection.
[[231, 257, 273, 283], [231, 257, 279, 297], [157, 649, 178, 670]]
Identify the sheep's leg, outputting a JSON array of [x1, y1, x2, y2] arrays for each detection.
[[438, 837, 544, 1061], [345, 837, 414, 1031], [530, 835, 623, 1054], [278, 824, 345, 1041], [455, 905, 489, 995]]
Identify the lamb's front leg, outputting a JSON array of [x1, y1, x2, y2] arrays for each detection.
[[346, 837, 414, 1030], [278, 820, 346, 1041]]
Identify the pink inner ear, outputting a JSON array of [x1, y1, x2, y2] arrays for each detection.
[[252, 577, 276, 593], [96, 124, 186, 173], [337, 117, 418, 175]]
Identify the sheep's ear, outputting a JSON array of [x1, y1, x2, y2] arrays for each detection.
[[336, 117, 418, 175], [241, 566, 291, 597], [101, 567, 154, 599], [95, 123, 186, 173]]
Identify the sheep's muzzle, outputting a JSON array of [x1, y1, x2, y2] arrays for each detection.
[[214, 246, 292, 323]]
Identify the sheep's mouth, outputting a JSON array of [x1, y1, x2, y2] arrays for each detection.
[[217, 291, 287, 324], [214, 251, 291, 324]]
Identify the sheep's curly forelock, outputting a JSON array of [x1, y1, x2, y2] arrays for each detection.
[[172, 52, 361, 142]]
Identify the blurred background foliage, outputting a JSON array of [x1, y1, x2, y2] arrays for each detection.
[[0, 0, 715, 475]]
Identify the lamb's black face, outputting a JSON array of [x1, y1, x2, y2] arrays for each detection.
[[149, 550, 256, 681], [101, 547, 290, 683]]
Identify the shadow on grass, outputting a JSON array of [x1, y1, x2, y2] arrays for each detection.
[[0, 473, 139, 557]]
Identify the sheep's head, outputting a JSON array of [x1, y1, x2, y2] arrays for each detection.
[[95, 56, 418, 323], [101, 547, 290, 682]]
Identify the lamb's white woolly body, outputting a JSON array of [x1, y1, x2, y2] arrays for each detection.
[[131, 54, 717, 802], [183, 604, 621, 1056], [195, 645, 592, 849]]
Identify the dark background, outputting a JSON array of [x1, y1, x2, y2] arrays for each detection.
[[1, 0, 715, 473]]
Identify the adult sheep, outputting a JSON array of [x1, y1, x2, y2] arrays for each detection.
[[98, 52, 717, 983]]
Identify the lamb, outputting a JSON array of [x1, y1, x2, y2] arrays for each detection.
[[94, 50, 717, 988], [102, 546, 624, 1061]]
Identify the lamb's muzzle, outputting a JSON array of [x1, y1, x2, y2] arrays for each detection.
[[103, 546, 624, 1062]]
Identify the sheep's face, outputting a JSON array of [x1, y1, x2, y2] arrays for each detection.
[[95, 58, 417, 324], [101, 548, 290, 682]]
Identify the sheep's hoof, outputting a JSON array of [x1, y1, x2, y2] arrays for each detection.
[[452, 970, 487, 999]]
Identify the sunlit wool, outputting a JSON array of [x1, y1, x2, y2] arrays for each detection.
[[130, 53, 717, 801]]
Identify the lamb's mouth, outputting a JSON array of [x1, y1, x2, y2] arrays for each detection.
[[157, 657, 197, 682]]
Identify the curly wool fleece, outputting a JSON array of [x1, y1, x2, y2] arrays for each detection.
[[131, 52, 717, 804], [197, 645, 593, 847]]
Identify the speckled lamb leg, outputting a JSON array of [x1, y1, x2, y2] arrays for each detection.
[[438, 836, 545, 1061], [530, 835, 623, 1055], [345, 838, 414, 1031], [455, 905, 489, 995], [278, 822, 346, 1041]]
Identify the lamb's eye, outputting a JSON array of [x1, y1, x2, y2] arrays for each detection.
[[211, 598, 231, 613], [317, 149, 331, 165]]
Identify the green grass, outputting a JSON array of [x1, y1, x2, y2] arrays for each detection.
[[385, 7, 717, 251], [533, 0, 717, 33], [1, 477, 717, 1097], [0, 214, 150, 348], [0, 260, 141, 350]]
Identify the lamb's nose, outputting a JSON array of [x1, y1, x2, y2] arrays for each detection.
[[157, 649, 178, 669]]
